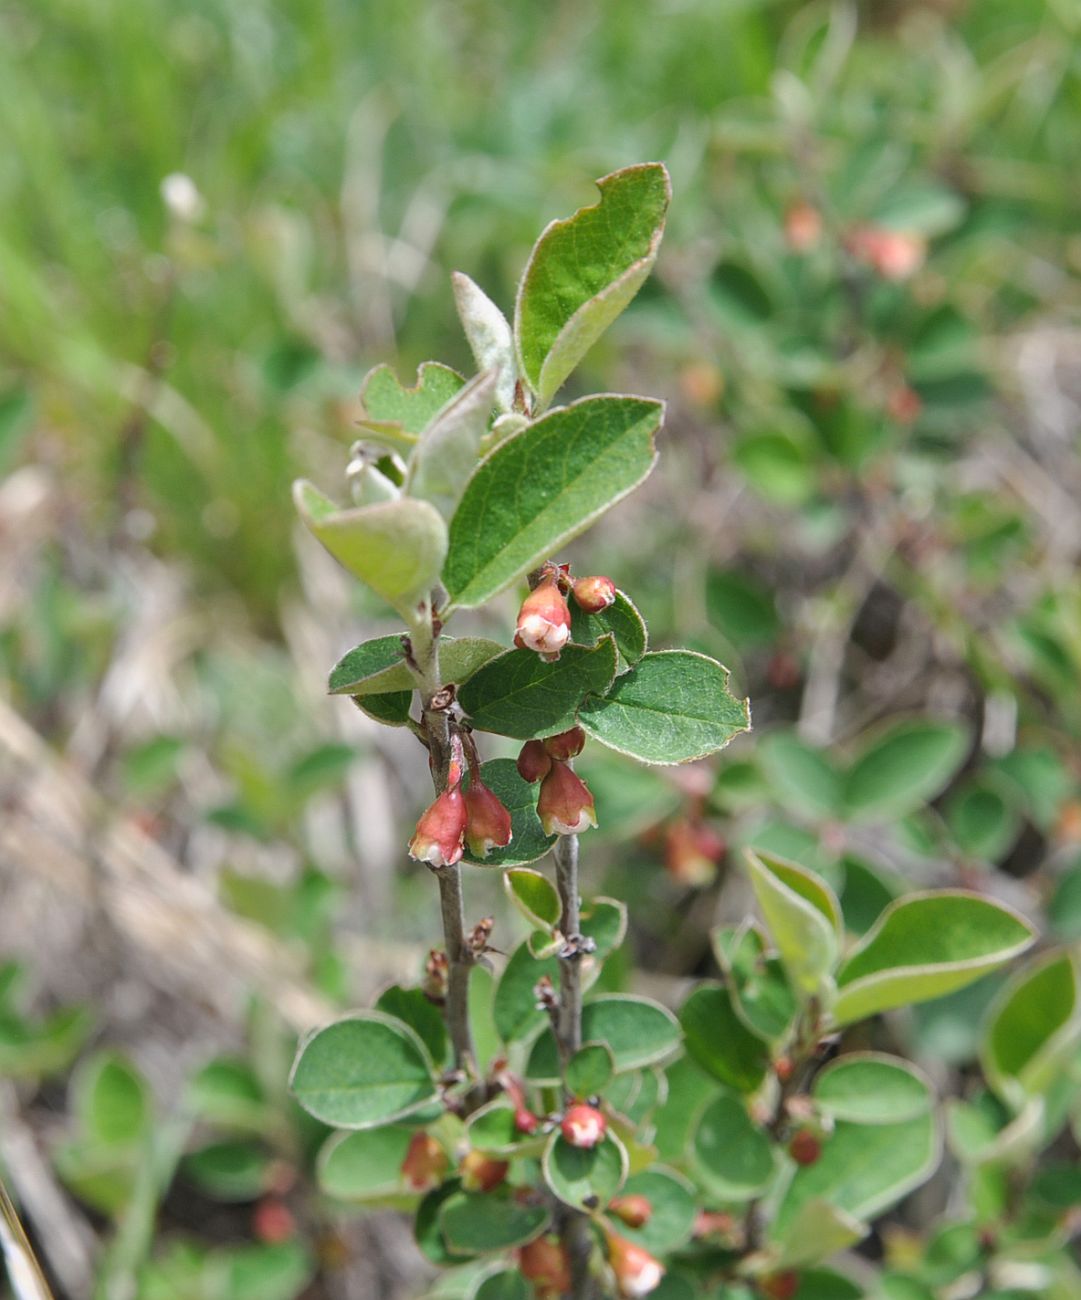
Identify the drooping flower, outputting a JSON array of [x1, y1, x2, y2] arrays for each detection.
[[408, 785, 467, 867], [572, 574, 617, 613], [459, 1149, 509, 1193], [519, 1235, 572, 1298], [607, 1232, 665, 1298], [400, 1132, 448, 1192], [515, 576, 571, 660], [561, 1102, 606, 1149], [463, 780, 513, 857], [537, 762, 597, 836], [542, 725, 586, 762], [517, 739, 553, 783]]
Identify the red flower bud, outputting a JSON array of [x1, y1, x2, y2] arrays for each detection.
[[664, 819, 725, 887], [400, 1131, 448, 1192], [463, 780, 513, 857], [517, 739, 553, 783], [252, 1198, 295, 1244], [538, 762, 597, 836], [516, 577, 571, 660], [459, 1150, 509, 1193], [542, 726, 586, 762], [514, 1106, 541, 1135], [784, 200, 822, 252], [847, 224, 925, 280], [887, 384, 922, 425], [408, 785, 467, 867], [609, 1194, 653, 1229], [561, 1103, 606, 1149], [788, 1129, 821, 1167], [761, 1272, 800, 1300], [519, 1235, 572, 1298], [572, 575, 616, 614], [607, 1232, 665, 1297]]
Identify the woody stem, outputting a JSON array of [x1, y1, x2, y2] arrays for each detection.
[[410, 605, 477, 1083]]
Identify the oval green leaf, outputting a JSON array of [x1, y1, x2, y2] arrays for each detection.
[[526, 996, 681, 1084], [833, 891, 1036, 1026], [317, 1124, 415, 1202], [504, 868, 561, 931], [744, 849, 841, 1002], [813, 1053, 934, 1125], [678, 983, 770, 1094], [443, 395, 662, 609], [579, 650, 750, 765], [289, 1011, 438, 1129], [843, 720, 969, 821], [542, 1130, 628, 1211], [439, 1191, 550, 1255], [692, 1093, 775, 1201]]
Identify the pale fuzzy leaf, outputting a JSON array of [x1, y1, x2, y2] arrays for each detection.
[[453, 273, 517, 412], [745, 849, 840, 1002], [294, 481, 447, 616], [405, 369, 498, 520], [771, 1199, 867, 1270], [515, 163, 671, 408], [357, 361, 465, 451], [329, 635, 505, 696]]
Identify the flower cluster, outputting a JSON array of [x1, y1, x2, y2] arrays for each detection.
[[409, 736, 512, 866], [514, 563, 616, 662], [516, 727, 597, 837]]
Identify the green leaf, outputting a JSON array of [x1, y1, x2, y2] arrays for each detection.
[[375, 986, 449, 1069], [692, 1093, 775, 1201], [186, 1057, 267, 1133], [317, 1124, 416, 1202], [771, 1199, 867, 1270], [406, 370, 498, 521], [713, 924, 798, 1042], [678, 984, 770, 1094], [744, 850, 841, 1001], [580, 896, 628, 959], [706, 569, 780, 651], [74, 1051, 151, 1147], [569, 589, 648, 673], [443, 395, 662, 609], [515, 163, 670, 407], [353, 691, 413, 728], [543, 1130, 628, 1210], [329, 635, 504, 696], [946, 780, 1020, 861], [579, 650, 750, 765], [453, 273, 516, 414], [289, 1011, 439, 1129], [980, 951, 1080, 1106], [474, 1271, 531, 1300], [0, 1004, 94, 1079], [832, 891, 1036, 1026], [775, 1111, 941, 1233], [417, 1182, 473, 1266], [758, 733, 842, 821], [493, 941, 559, 1045], [615, 1168, 696, 1255], [458, 639, 617, 740], [439, 1191, 549, 1254], [358, 362, 465, 451], [526, 996, 681, 1084], [294, 481, 448, 617], [466, 1098, 544, 1158], [843, 720, 969, 821], [462, 759, 557, 869], [182, 1140, 272, 1202], [813, 1053, 934, 1125], [565, 1043, 615, 1098], [504, 868, 561, 931]]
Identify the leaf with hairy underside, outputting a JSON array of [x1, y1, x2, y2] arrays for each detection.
[[744, 850, 842, 1003], [579, 650, 750, 764], [405, 370, 497, 521], [442, 395, 662, 610], [515, 163, 671, 408], [458, 638, 617, 740], [453, 273, 516, 413], [293, 481, 447, 618], [328, 635, 505, 697], [357, 362, 465, 453]]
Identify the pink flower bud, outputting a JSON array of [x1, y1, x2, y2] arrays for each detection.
[[408, 786, 467, 867], [664, 819, 725, 887], [519, 1236, 572, 1298], [784, 200, 822, 252], [459, 1150, 509, 1193], [516, 578, 571, 660], [400, 1131, 448, 1192], [517, 740, 552, 783], [847, 225, 925, 280], [561, 1103, 606, 1149], [514, 1106, 541, 1135], [572, 575, 616, 614], [609, 1194, 653, 1229], [538, 762, 597, 836], [607, 1233, 665, 1298], [463, 781, 513, 858], [542, 726, 586, 762]]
